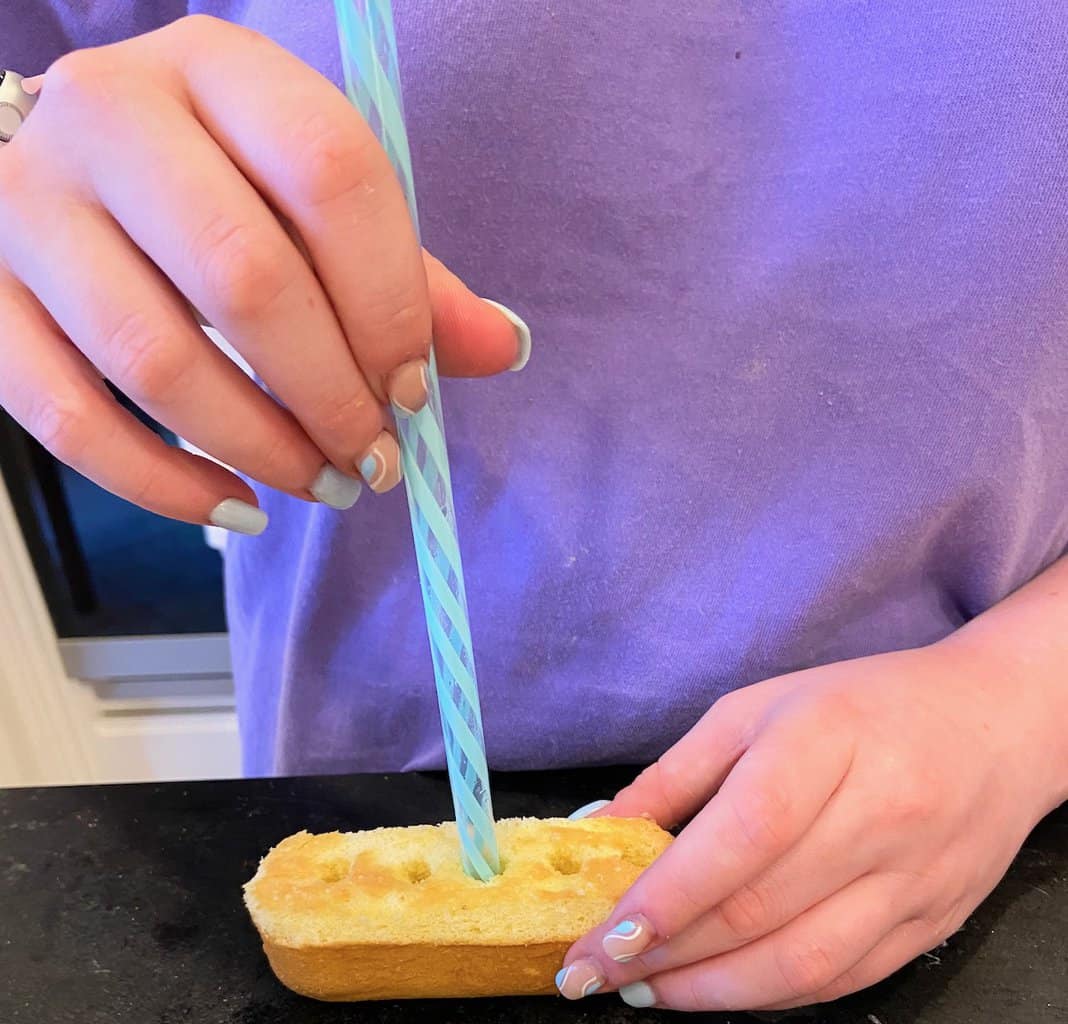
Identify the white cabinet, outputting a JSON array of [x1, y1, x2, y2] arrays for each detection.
[[0, 479, 241, 787]]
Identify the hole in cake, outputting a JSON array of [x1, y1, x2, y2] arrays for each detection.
[[320, 861, 348, 883], [549, 848, 581, 875], [405, 860, 431, 884]]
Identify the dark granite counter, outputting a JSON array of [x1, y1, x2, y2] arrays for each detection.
[[0, 768, 1064, 1023]]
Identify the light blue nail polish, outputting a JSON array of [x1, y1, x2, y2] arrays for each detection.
[[554, 967, 570, 991], [208, 498, 267, 536], [620, 981, 657, 1008], [359, 453, 378, 483], [310, 465, 362, 510], [568, 799, 611, 820], [608, 920, 640, 937]]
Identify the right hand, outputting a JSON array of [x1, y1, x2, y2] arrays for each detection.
[[0, 16, 527, 533]]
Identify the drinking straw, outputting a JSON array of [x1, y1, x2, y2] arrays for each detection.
[[334, 0, 501, 881]]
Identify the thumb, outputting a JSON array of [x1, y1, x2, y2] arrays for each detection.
[[423, 251, 531, 378]]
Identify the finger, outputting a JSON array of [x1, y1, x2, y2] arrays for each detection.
[[618, 874, 913, 1012], [568, 697, 855, 977], [264, 232, 526, 378], [609, 784, 887, 982], [423, 253, 530, 376], [158, 22, 531, 386], [603, 683, 782, 830], [757, 919, 936, 1010], [36, 53, 393, 486], [152, 16, 431, 405], [0, 272, 266, 532], [0, 180, 362, 509]]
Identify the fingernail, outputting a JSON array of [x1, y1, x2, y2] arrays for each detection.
[[209, 498, 267, 536], [358, 431, 403, 493], [603, 915, 656, 963], [619, 981, 657, 1008], [22, 75, 44, 96], [309, 464, 362, 509], [482, 298, 532, 372], [555, 960, 604, 1000], [389, 359, 429, 416], [569, 799, 611, 820]]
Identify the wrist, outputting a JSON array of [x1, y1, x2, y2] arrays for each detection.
[[940, 608, 1068, 816]]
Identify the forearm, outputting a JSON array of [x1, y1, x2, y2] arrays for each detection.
[[945, 553, 1068, 811]]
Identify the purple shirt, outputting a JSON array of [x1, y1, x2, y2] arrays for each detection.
[[10, 3, 1068, 776]]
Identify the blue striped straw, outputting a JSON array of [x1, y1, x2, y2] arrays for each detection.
[[333, 0, 501, 881]]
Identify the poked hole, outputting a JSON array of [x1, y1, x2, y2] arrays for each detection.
[[404, 860, 431, 884], [320, 861, 348, 884], [549, 848, 581, 875]]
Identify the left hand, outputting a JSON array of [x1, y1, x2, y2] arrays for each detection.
[[557, 638, 1063, 1010]]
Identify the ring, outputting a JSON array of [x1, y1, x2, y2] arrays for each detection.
[[0, 70, 38, 146]]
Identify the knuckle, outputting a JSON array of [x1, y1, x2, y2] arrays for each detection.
[[29, 392, 91, 466], [314, 388, 380, 447], [122, 459, 167, 511], [712, 688, 746, 716], [191, 215, 290, 322], [374, 294, 429, 348], [239, 428, 300, 488], [655, 860, 710, 919], [169, 13, 227, 40], [289, 110, 378, 209], [683, 972, 705, 1011], [715, 881, 780, 945], [774, 940, 840, 999], [643, 756, 704, 827], [811, 967, 861, 1004], [923, 901, 968, 945], [103, 310, 188, 403], [880, 771, 935, 827], [725, 785, 792, 862], [167, 14, 259, 53], [0, 152, 31, 223], [46, 50, 117, 105], [887, 867, 937, 911]]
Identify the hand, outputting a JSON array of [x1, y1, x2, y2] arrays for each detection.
[[558, 638, 1064, 1010], [0, 17, 526, 532]]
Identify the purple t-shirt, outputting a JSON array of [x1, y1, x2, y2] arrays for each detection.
[[9, 3, 1068, 776]]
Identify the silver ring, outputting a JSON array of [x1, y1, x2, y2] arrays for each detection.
[[0, 70, 38, 146]]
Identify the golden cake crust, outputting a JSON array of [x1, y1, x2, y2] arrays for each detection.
[[244, 816, 671, 1001]]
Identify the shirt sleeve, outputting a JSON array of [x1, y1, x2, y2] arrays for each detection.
[[1, 0, 187, 70]]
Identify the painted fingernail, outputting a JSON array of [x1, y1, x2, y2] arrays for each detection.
[[555, 959, 604, 1000], [603, 915, 656, 963], [482, 299, 532, 372], [309, 464, 362, 509], [209, 498, 267, 536], [389, 359, 429, 416], [358, 431, 403, 493], [568, 799, 611, 820], [619, 981, 657, 1008]]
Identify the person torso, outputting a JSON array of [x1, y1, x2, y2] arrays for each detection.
[[18, 2, 1068, 774]]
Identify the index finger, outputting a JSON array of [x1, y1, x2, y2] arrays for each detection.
[[566, 707, 854, 975], [156, 16, 430, 403]]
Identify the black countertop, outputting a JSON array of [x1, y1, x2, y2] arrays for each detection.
[[1, 768, 1064, 1024]]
